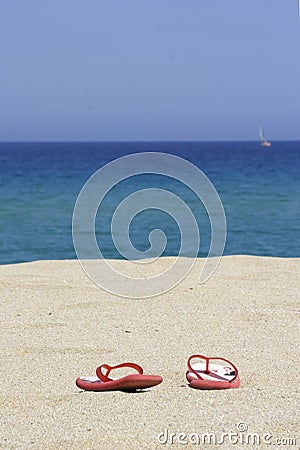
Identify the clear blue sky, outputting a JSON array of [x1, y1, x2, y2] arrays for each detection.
[[0, 1, 299, 141]]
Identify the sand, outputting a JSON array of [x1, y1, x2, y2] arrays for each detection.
[[0, 256, 299, 449]]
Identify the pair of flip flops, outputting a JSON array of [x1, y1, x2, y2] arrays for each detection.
[[76, 354, 240, 391]]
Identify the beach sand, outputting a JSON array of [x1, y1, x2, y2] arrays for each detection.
[[0, 256, 299, 449]]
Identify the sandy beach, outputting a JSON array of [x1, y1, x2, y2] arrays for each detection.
[[0, 256, 299, 449]]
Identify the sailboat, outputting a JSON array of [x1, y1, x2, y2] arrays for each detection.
[[259, 125, 271, 147]]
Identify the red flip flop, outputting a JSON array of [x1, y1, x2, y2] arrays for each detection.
[[186, 354, 240, 390], [76, 362, 163, 391]]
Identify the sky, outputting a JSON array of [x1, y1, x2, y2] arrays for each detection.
[[0, 0, 299, 141]]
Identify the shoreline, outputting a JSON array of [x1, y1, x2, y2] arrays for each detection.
[[1, 252, 299, 266], [1, 256, 299, 449]]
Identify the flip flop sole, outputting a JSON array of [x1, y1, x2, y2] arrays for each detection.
[[76, 374, 163, 391], [188, 377, 240, 389]]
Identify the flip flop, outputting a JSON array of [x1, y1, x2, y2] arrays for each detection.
[[76, 362, 163, 391], [186, 354, 240, 390]]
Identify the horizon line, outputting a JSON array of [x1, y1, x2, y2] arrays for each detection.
[[0, 139, 299, 144]]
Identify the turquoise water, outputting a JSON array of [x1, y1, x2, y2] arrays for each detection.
[[0, 141, 299, 264]]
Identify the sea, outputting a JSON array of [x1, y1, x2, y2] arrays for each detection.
[[0, 141, 299, 265]]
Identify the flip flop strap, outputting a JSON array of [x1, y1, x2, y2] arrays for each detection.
[[187, 354, 239, 383], [96, 362, 144, 382]]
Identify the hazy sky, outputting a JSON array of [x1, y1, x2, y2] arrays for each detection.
[[0, 1, 299, 141]]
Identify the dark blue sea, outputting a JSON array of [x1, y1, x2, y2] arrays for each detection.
[[0, 141, 299, 264]]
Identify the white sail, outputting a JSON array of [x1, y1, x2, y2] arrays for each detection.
[[259, 125, 265, 142], [259, 125, 271, 147]]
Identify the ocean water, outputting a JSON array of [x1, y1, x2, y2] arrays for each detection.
[[0, 141, 299, 264]]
